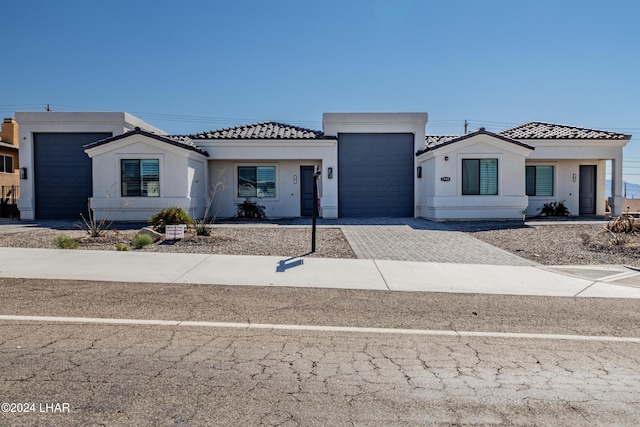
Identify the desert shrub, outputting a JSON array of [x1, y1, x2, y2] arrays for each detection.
[[149, 207, 192, 232], [194, 223, 210, 236], [606, 215, 640, 234], [235, 198, 266, 219], [115, 243, 129, 251], [130, 233, 154, 249], [604, 215, 640, 246], [53, 234, 79, 249], [194, 171, 226, 236], [540, 201, 570, 217]]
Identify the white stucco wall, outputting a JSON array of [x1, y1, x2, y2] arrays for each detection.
[[417, 135, 532, 220], [208, 160, 324, 218], [15, 112, 165, 220], [85, 135, 207, 221], [188, 157, 207, 219], [196, 139, 337, 218], [525, 159, 607, 217], [524, 139, 626, 215]]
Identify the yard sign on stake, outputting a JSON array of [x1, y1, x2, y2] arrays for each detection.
[[166, 224, 185, 240]]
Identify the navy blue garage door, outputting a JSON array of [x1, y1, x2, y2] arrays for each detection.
[[338, 133, 414, 217], [34, 132, 112, 219]]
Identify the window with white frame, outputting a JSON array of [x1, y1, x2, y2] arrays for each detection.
[[0, 155, 14, 173], [238, 166, 276, 198], [462, 158, 498, 195], [121, 159, 159, 197], [526, 165, 554, 197]]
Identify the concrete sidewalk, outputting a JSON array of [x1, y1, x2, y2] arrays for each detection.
[[1, 248, 640, 298]]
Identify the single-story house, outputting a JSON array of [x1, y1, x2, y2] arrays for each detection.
[[16, 111, 631, 221]]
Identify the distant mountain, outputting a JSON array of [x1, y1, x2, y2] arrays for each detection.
[[605, 180, 640, 199]]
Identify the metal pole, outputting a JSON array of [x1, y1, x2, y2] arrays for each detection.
[[311, 172, 318, 253]]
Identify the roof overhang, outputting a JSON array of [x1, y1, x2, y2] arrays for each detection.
[[417, 129, 534, 160], [84, 130, 209, 158]]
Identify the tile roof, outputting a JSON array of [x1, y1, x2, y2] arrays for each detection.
[[499, 121, 631, 140], [83, 128, 209, 156], [418, 128, 534, 155], [425, 135, 461, 147], [185, 121, 329, 140]]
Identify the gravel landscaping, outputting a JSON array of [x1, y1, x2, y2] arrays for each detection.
[[453, 221, 640, 266], [1, 218, 639, 266], [0, 225, 357, 259]]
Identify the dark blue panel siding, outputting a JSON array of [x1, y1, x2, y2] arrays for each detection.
[[34, 132, 112, 219], [338, 133, 414, 217]]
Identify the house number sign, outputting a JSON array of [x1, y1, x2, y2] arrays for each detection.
[[440, 177, 451, 182]]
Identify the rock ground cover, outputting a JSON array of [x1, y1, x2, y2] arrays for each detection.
[[0, 226, 356, 259], [452, 222, 640, 266], [0, 220, 639, 266]]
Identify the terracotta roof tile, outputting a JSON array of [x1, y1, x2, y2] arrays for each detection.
[[419, 128, 534, 155], [185, 121, 328, 140], [499, 121, 631, 140]]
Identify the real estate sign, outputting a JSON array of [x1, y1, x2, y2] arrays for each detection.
[[165, 224, 186, 240]]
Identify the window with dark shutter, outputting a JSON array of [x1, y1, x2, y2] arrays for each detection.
[[462, 159, 498, 195], [121, 159, 159, 197]]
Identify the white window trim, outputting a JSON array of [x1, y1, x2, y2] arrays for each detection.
[[525, 162, 557, 198], [459, 154, 502, 196], [233, 163, 280, 202], [116, 154, 164, 198]]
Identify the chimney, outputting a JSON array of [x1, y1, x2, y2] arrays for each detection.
[[1, 118, 19, 146]]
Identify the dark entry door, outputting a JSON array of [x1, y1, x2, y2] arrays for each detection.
[[300, 166, 314, 216], [579, 165, 597, 215]]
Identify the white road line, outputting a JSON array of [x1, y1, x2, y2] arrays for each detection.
[[1, 314, 639, 343]]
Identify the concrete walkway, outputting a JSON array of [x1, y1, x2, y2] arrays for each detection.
[[1, 247, 640, 298], [1, 218, 639, 298]]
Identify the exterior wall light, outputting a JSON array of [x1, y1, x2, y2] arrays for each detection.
[[328, 167, 333, 179], [444, 156, 449, 161], [20, 167, 27, 180], [573, 173, 577, 182], [417, 166, 422, 178]]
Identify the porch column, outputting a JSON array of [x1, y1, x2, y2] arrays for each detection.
[[610, 154, 625, 216]]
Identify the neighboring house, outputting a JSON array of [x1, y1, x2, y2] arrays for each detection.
[[0, 118, 20, 217], [0, 118, 19, 188], [16, 111, 631, 221]]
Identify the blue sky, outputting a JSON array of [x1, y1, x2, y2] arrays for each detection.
[[3, 0, 640, 181]]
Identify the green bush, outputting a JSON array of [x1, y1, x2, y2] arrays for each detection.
[[194, 223, 210, 236], [54, 234, 79, 249], [235, 198, 266, 219], [149, 207, 192, 232], [115, 242, 129, 251], [130, 234, 154, 249]]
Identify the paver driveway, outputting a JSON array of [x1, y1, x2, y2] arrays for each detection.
[[291, 218, 535, 266]]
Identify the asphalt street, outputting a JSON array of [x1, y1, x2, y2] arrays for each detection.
[[1, 278, 640, 426]]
